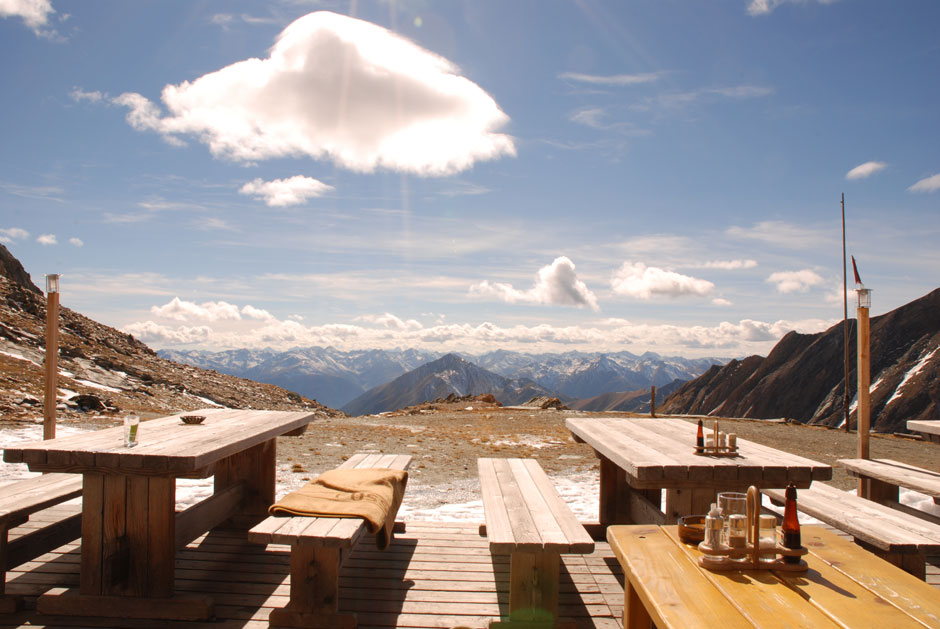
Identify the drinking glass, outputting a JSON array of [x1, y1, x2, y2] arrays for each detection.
[[124, 414, 139, 447], [718, 491, 747, 546]]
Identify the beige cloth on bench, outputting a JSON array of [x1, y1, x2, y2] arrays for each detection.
[[268, 468, 408, 549]]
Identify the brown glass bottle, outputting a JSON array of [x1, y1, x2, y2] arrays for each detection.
[[696, 419, 704, 449], [781, 482, 801, 563]]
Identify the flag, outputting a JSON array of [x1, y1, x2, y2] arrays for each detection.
[[851, 255, 862, 287]]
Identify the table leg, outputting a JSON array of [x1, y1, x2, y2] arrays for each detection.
[[215, 438, 276, 527], [599, 456, 626, 526], [665, 488, 716, 524], [37, 472, 212, 620], [623, 576, 653, 629]]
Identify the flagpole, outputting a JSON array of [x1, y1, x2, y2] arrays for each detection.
[[842, 194, 850, 432]]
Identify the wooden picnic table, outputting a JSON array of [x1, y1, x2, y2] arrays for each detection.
[[908, 419, 940, 445], [566, 417, 831, 525], [1, 407, 317, 621], [608, 524, 940, 628]]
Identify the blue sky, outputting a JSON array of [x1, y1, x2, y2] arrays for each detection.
[[1, 0, 938, 358]]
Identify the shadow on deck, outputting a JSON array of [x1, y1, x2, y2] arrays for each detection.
[[3, 506, 624, 628]]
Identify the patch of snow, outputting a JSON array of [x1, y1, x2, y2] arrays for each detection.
[[489, 436, 566, 449], [58, 388, 78, 400], [0, 349, 38, 366], [74, 379, 123, 393], [190, 394, 224, 407], [885, 345, 938, 407]]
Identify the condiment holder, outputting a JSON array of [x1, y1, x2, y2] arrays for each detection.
[[694, 420, 739, 457], [697, 486, 808, 572]]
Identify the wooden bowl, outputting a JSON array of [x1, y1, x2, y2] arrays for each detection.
[[678, 515, 706, 544], [180, 415, 206, 425]]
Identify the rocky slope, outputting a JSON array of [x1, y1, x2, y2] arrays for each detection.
[[341, 353, 557, 416], [0, 244, 339, 422], [662, 287, 940, 434]]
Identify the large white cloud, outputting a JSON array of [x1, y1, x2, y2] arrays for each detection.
[[845, 161, 886, 180], [611, 262, 714, 299], [239, 176, 334, 207], [111, 11, 515, 175], [151, 297, 242, 322], [766, 269, 825, 293], [470, 257, 599, 311], [909, 173, 940, 193]]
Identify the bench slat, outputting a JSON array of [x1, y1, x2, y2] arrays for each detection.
[[478, 458, 516, 554], [839, 458, 940, 499], [508, 458, 569, 548], [518, 459, 595, 553], [0, 474, 83, 524], [764, 483, 940, 552]]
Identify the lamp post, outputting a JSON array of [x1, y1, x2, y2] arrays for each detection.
[[43, 274, 60, 441], [856, 283, 872, 497]]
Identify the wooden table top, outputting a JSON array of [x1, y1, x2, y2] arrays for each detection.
[[908, 419, 940, 436], [2, 408, 317, 476], [566, 416, 831, 489], [608, 524, 940, 629]]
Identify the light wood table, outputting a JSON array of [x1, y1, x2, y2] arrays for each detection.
[[566, 417, 831, 525], [608, 524, 940, 629], [908, 419, 940, 445], [2, 408, 316, 621]]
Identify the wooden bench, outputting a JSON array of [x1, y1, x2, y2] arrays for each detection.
[[839, 458, 940, 510], [0, 473, 83, 612], [763, 481, 940, 580], [248, 453, 412, 629], [478, 458, 595, 628]]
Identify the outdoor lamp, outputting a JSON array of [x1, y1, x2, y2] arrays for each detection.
[[856, 287, 871, 309], [45, 273, 60, 294]]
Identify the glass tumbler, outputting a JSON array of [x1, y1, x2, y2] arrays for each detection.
[[718, 491, 747, 546]]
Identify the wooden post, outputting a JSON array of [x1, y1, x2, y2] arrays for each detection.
[[650, 386, 656, 418], [857, 293, 871, 497], [43, 274, 60, 441], [842, 194, 851, 432]]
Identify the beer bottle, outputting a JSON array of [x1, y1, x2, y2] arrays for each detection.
[[781, 482, 801, 563], [696, 419, 705, 449]]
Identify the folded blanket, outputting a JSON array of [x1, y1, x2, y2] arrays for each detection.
[[268, 468, 408, 549]]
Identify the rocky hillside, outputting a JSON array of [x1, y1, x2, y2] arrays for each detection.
[[662, 287, 940, 434], [341, 353, 557, 416], [569, 378, 685, 413], [0, 244, 340, 422]]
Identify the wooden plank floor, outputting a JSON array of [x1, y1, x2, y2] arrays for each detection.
[[2, 504, 623, 628]]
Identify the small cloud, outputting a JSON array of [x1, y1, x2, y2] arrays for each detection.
[[610, 261, 714, 300], [727, 220, 831, 249], [712, 298, 733, 306], [470, 256, 599, 311], [70, 87, 106, 103], [698, 259, 758, 270], [908, 173, 940, 193], [68, 237, 83, 247], [845, 161, 887, 180], [239, 176, 334, 207], [355, 312, 423, 330], [0, 0, 58, 38], [241, 304, 276, 321], [558, 72, 665, 86], [151, 297, 242, 322], [0, 227, 29, 243], [765, 269, 825, 293], [37, 233, 57, 245], [747, 0, 839, 16], [122, 321, 212, 345]]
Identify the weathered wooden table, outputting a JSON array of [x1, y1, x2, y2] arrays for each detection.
[[566, 417, 831, 525], [908, 419, 940, 445], [2, 408, 317, 621], [608, 524, 940, 628]]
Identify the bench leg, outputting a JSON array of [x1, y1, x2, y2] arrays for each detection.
[[269, 544, 356, 629], [0, 524, 21, 614], [491, 551, 573, 628]]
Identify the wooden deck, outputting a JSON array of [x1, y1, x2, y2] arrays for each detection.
[[3, 503, 624, 628], [4, 502, 939, 628]]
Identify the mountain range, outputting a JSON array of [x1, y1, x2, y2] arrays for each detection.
[[662, 287, 940, 434], [160, 346, 723, 410]]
